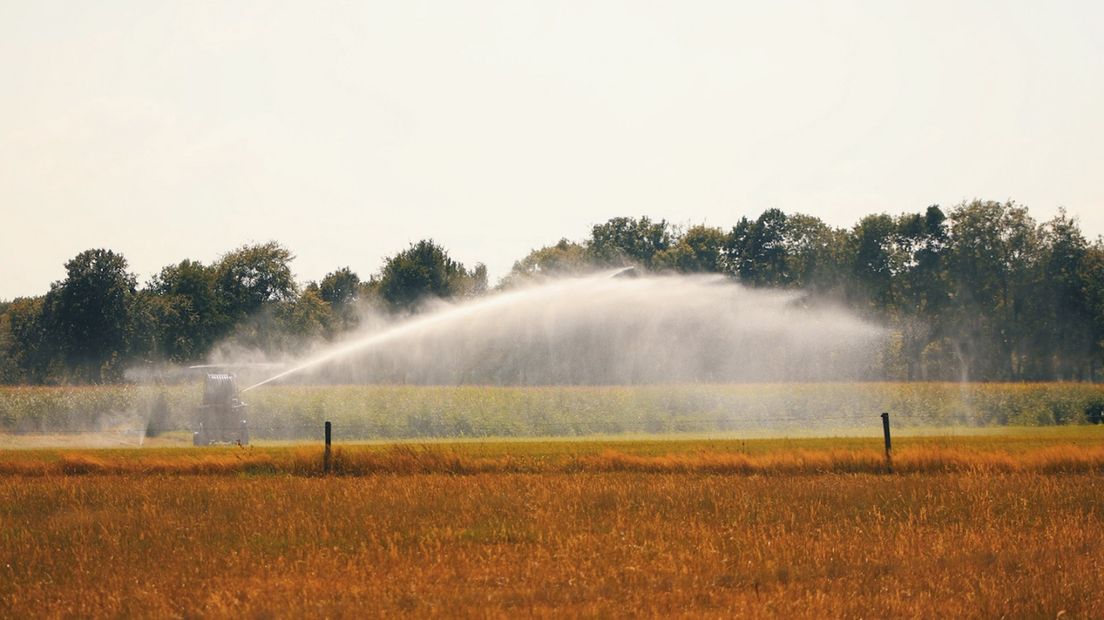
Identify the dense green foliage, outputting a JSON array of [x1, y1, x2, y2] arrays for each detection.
[[377, 240, 487, 311], [511, 202, 1104, 382], [1, 200, 1103, 383], [0, 240, 486, 382]]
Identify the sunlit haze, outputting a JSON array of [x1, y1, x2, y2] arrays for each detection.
[[2, 1, 1102, 299]]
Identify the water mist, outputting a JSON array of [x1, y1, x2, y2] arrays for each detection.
[[243, 271, 887, 389]]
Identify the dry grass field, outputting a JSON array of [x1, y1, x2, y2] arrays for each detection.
[[2, 432, 1104, 618]]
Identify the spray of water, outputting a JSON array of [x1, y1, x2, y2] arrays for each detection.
[[242, 271, 886, 390]]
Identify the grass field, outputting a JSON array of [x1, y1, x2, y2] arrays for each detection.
[[2, 431, 1103, 618]]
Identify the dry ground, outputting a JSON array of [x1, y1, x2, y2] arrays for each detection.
[[2, 436, 1103, 618]]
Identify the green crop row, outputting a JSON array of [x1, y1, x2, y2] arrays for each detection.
[[2, 382, 1104, 439]]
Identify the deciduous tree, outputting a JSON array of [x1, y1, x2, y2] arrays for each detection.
[[378, 240, 483, 311], [46, 249, 136, 382]]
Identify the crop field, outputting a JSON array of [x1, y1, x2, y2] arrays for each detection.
[[2, 430, 1104, 618], [2, 382, 1104, 444]]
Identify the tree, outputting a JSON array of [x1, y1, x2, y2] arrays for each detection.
[[275, 287, 333, 347], [848, 213, 900, 311], [378, 240, 484, 311], [125, 290, 163, 365], [895, 206, 950, 314], [147, 259, 224, 362], [1036, 210, 1095, 379], [464, 264, 489, 297], [587, 217, 673, 268], [0, 306, 12, 383], [214, 242, 297, 322], [725, 209, 790, 286], [318, 267, 362, 333], [505, 239, 593, 284], [945, 200, 1042, 380], [781, 214, 848, 291], [893, 206, 951, 380], [319, 268, 361, 307], [655, 225, 727, 273], [1082, 241, 1104, 381], [1, 297, 54, 383], [47, 249, 137, 382]]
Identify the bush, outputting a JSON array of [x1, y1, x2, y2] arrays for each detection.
[[1086, 400, 1104, 425]]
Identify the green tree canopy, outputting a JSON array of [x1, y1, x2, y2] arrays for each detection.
[[317, 267, 363, 332], [1, 296, 52, 383], [588, 216, 673, 268], [1035, 210, 1095, 378], [848, 213, 900, 310], [46, 249, 137, 382], [1082, 241, 1104, 379], [378, 240, 484, 311], [655, 225, 727, 273], [319, 268, 361, 307], [505, 239, 593, 285], [214, 242, 297, 321], [944, 200, 1042, 380], [275, 287, 333, 346], [726, 209, 791, 286], [3, 202, 1104, 384], [146, 259, 223, 362]]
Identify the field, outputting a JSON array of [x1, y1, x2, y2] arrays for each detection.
[[3, 382, 1104, 444], [3, 430, 1104, 618]]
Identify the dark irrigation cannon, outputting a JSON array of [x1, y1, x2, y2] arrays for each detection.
[[193, 372, 250, 446]]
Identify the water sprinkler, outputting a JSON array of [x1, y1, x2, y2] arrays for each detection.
[[192, 371, 250, 446]]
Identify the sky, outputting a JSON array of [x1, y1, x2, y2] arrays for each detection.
[[1, 1, 1102, 300]]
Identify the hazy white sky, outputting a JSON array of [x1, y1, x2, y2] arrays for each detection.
[[2, 1, 1102, 299]]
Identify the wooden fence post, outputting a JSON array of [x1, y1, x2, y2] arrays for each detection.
[[324, 420, 332, 474], [880, 412, 892, 472]]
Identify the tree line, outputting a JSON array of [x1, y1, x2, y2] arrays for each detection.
[[1, 200, 1102, 384]]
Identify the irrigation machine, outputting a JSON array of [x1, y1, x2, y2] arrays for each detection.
[[192, 371, 250, 446]]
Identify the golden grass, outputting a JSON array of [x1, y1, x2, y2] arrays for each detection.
[[3, 442, 1104, 477], [1, 470, 1101, 617], [3, 435, 1103, 617]]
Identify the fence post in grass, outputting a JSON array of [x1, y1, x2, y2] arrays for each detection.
[[324, 420, 332, 474], [880, 412, 892, 472]]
